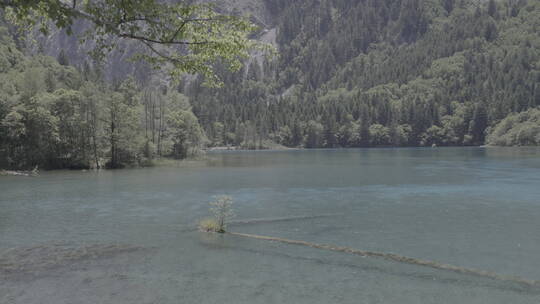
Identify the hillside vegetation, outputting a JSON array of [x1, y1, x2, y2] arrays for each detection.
[[487, 107, 540, 146], [186, 0, 540, 148]]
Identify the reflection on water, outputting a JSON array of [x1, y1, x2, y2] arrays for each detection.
[[1, 147, 540, 303]]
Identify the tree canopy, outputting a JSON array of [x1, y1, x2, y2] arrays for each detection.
[[0, 0, 259, 85]]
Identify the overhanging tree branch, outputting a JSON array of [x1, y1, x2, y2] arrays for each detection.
[[1, 0, 265, 86], [118, 33, 210, 45]]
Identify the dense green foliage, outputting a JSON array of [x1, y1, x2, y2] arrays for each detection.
[[0, 25, 205, 170], [186, 0, 540, 148], [487, 107, 540, 146]]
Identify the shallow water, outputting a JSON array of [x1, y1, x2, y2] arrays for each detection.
[[1, 147, 540, 303]]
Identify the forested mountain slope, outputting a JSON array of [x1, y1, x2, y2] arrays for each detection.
[[1, 0, 539, 170], [186, 0, 540, 148]]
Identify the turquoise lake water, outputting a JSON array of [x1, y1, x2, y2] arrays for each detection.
[[1, 147, 540, 303]]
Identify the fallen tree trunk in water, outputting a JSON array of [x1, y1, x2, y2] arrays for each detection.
[[0, 167, 39, 177], [228, 232, 540, 288]]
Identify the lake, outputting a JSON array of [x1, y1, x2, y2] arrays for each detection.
[[1, 147, 540, 303]]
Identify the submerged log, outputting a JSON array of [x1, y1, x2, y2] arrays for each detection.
[[228, 214, 340, 226], [228, 232, 540, 288]]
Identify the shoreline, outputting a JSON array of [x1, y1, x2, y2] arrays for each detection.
[[3, 146, 538, 173]]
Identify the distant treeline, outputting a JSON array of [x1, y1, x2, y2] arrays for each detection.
[[186, 0, 540, 149]]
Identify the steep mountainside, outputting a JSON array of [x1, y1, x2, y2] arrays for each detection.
[[185, 0, 540, 148]]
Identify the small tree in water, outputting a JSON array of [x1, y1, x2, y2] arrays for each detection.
[[199, 195, 234, 233]]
